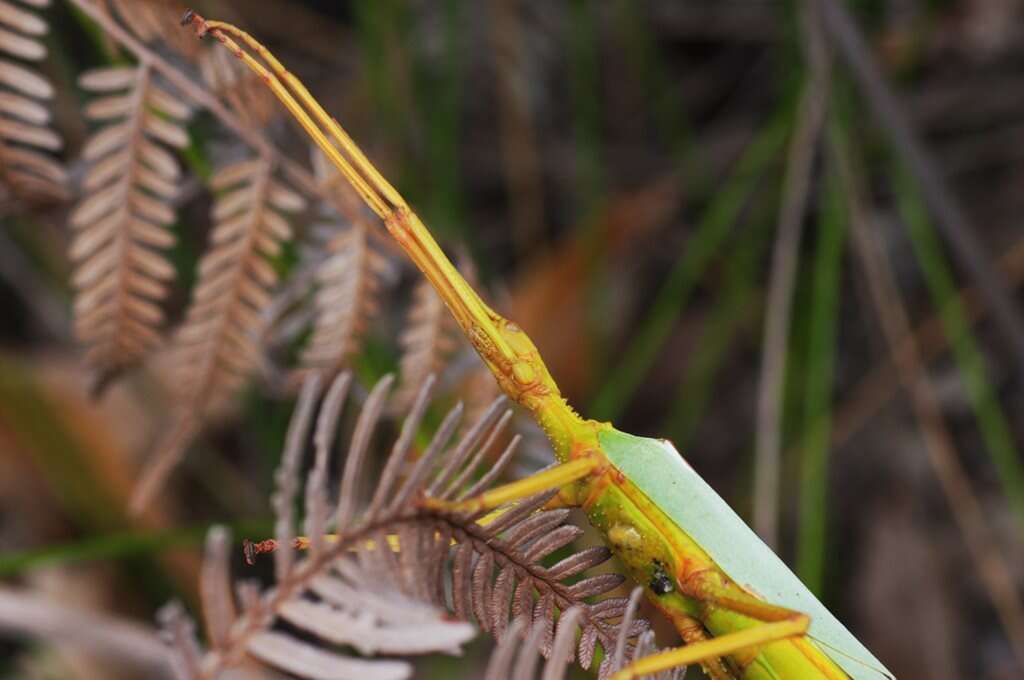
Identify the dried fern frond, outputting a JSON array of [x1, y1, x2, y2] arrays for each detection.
[[393, 279, 461, 409], [197, 527, 475, 680], [0, 0, 67, 203], [458, 358, 504, 435], [95, 0, 201, 60], [199, 46, 278, 130], [394, 252, 490, 410], [486, 595, 688, 680], [293, 221, 390, 385], [69, 63, 190, 388], [0, 586, 176, 676], [484, 609, 585, 680], [193, 371, 645, 678], [131, 156, 304, 511], [161, 377, 477, 680], [286, 148, 395, 387]]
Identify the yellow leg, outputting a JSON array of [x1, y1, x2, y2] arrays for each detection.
[[184, 14, 395, 219], [421, 455, 601, 515], [608, 616, 807, 680], [183, 14, 492, 337], [541, 487, 583, 510], [612, 572, 846, 680], [183, 12, 586, 438], [670, 612, 736, 680]]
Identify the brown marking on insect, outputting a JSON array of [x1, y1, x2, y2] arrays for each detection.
[[384, 207, 414, 237], [580, 461, 614, 511], [676, 616, 707, 642], [468, 325, 496, 356], [671, 614, 737, 679], [676, 565, 716, 601]]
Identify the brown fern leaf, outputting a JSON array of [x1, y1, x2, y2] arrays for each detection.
[[436, 493, 644, 672], [162, 376, 477, 680], [69, 64, 190, 387], [287, 148, 394, 386], [199, 45, 278, 130], [95, 0, 201, 60], [130, 156, 304, 512], [458, 359, 503, 436], [293, 222, 390, 385], [212, 372, 647, 679], [485, 599, 688, 680], [169, 525, 476, 680], [0, 0, 67, 203], [395, 252, 489, 411], [393, 278, 460, 409]]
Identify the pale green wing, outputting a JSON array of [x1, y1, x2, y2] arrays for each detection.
[[599, 429, 894, 680]]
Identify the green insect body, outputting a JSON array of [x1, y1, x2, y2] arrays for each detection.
[[582, 428, 894, 680], [186, 17, 897, 678]]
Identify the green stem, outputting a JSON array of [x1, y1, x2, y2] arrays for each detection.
[[568, 0, 605, 208], [796, 139, 847, 593]]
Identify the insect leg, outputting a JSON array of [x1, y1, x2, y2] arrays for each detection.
[[671, 612, 737, 680], [663, 571, 847, 680], [608, 614, 807, 680], [612, 572, 814, 679], [420, 454, 601, 514]]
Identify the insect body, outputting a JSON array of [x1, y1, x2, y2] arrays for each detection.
[[590, 429, 892, 679], [184, 14, 895, 679]]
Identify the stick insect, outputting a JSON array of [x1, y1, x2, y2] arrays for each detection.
[[182, 12, 894, 680]]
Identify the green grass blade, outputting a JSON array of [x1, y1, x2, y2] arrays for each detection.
[[590, 113, 791, 422], [796, 144, 848, 594], [896, 171, 1024, 524], [568, 0, 605, 207], [353, 0, 408, 142], [661, 196, 775, 448], [612, 0, 704, 194], [420, 0, 466, 240]]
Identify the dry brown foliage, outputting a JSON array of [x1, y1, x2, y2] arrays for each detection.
[[155, 372, 649, 679], [0, 0, 67, 204], [130, 156, 305, 511], [69, 64, 190, 386]]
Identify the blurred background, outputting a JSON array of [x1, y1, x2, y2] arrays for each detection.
[[1, 0, 1024, 678]]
